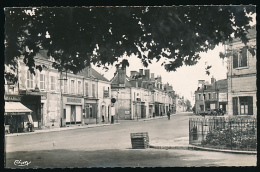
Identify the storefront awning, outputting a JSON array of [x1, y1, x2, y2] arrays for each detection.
[[5, 102, 32, 115]]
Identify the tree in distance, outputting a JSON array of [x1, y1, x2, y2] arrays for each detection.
[[4, 6, 256, 82]]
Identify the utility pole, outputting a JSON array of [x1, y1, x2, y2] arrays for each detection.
[[59, 70, 67, 127]]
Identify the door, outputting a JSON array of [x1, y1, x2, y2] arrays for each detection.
[[71, 105, 76, 124], [66, 105, 71, 123], [76, 106, 82, 124]]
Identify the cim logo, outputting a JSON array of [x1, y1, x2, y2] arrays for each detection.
[[14, 160, 31, 166]]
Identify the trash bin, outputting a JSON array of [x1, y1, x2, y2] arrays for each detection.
[[130, 132, 149, 149]]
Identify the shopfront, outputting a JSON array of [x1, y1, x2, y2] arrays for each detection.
[[5, 101, 33, 133], [63, 96, 84, 125], [84, 99, 98, 124]]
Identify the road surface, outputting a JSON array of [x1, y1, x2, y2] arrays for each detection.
[[5, 112, 257, 167]]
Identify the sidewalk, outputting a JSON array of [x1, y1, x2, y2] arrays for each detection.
[[5, 123, 120, 137], [5, 115, 169, 137]]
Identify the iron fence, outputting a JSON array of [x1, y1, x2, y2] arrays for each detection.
[[189, 117, 257, 151]]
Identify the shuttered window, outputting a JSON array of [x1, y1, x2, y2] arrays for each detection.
[[85, 82, 88, 96], [27, 71, 34, 89], [40, 73, 45, 90], [51, 76, 56, 91]]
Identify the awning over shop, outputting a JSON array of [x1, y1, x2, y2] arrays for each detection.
[[5, 102, 32, 116]]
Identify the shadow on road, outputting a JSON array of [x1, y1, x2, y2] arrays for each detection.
[[5, 148, 224, 168]]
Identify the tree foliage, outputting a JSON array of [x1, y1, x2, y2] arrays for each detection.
[[4, 6, 255, 82], [185, 99, 192, 111]]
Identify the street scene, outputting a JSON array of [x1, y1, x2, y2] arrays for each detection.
[[5, 112, 256, 167], [4, 6, 257, 168]]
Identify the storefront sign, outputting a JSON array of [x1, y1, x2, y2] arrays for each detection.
[[219, 93, 227, 102], [4, 95, 21, 101], [67, 97, 82, 103], [103, 90, 109, 98], [5, 112, 30, 116]]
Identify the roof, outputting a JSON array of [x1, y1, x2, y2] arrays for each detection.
[[36, 50, 50, 60], [5, 102, 32, 114], [196, 79, 227, 92], [90, 68, 110, 82], [229, 25, 256, 44], [110, 72, 134, 87]]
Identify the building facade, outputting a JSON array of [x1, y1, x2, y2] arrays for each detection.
[[194, 77, 228, 114], [111, 67, 176, 120], [5, 50, 112, 131], [226, 26, 257, 117]]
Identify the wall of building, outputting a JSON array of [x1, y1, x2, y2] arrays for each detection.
[[226, 28, 256, 117]]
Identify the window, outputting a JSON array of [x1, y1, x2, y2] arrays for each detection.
[[198, 94, 201, 100], [50, 76, 56, 91], [239, 97, 253, 115], [208, 93, 211, 100], [78, 81, 82, 95], [233, 47, 248, 68], [27, 71, 34, 89], [213, 93, 217, 99], [85, 82, 88, 96], [203, 94, 206, 100], [92, 84, 95, 97], [39, 73, 45, 90], [71, 80, 75, 94]]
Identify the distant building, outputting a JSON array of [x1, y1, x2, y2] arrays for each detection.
[[111, 67, 176, 120], [226, 25, 256, 117], [194, 77, 228, 114]]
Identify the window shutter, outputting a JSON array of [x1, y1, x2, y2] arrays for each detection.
[[43, 75, 45, 89], [248, 96, 253, 115], [232, 97, 238, 115], [233, 53, 238, 68], [241, 47, 247, 67]]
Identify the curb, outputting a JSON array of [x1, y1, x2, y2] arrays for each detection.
[[189, 145, 257, 155], [5, 123, 120, 137], [149, 145, 190, 150], [149, 144, 257, 155]]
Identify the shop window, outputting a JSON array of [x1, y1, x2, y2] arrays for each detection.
[[50, 76, 56, 91], [233, 47, 248, 68], [27, 70, 34, 89], [40, 73, 45, 90]]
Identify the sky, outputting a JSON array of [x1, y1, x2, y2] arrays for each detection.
[[93, 12, 255, 106], [93, 44, 228, 106]]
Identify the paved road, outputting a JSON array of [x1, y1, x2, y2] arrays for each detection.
[[5, 112, 257, 167]]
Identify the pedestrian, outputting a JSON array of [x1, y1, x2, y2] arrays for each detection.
[[167, 111, 171, 120]]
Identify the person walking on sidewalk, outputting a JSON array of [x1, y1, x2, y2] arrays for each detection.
[[167, 111, 171, 120]]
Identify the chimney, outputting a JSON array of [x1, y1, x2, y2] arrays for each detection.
[[211, 76, 216, 84], [144, 69, 150, 81], [139, 69, 143, 76], [118, 67, 126, 86], [151, 73, 155, 81]]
